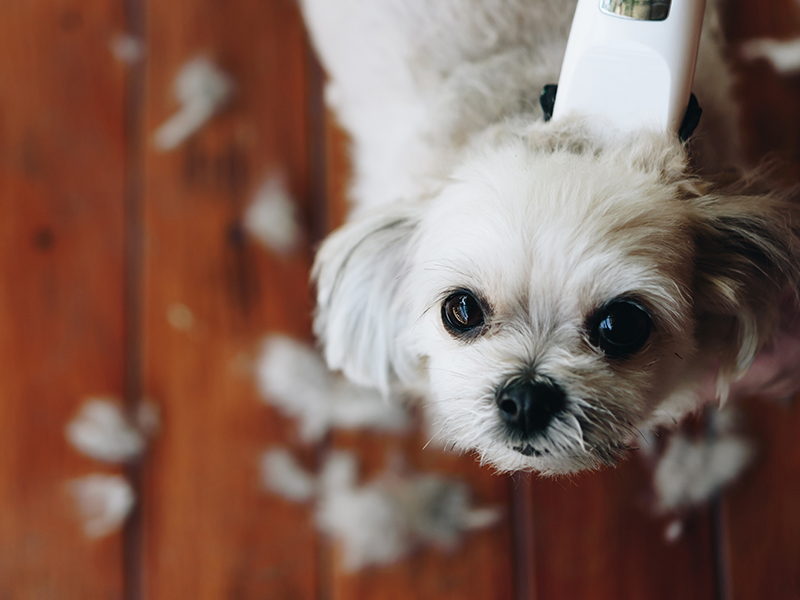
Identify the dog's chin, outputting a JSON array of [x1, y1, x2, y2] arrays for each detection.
[[474, 440, 626, 476], [490, 441, 630, 476]]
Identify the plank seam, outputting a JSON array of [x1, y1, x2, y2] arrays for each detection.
[[511, 473, 537, 600], [711, 496, 733, 600], [121, 0, 148, 597]]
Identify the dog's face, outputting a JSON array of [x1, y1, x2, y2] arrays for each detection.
[[314, 123, 798, 474], [406, 141, 698, 473]]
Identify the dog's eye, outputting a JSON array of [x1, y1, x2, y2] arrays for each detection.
[[590, 299, 651, 359], [442, 292, 484, 333]]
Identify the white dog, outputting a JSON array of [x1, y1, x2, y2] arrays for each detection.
[[301, 0, 800, 474]]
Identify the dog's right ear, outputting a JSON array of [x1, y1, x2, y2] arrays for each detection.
[[312, 203, 422, 395], [688, 176, 800, 400]]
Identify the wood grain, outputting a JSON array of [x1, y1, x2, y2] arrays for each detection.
[[0, 0, 128, 597], [140, 0, 319, 598], [528, 460, 717, 600], [724, 0, 800, 177], [724, 398, 800, 600]]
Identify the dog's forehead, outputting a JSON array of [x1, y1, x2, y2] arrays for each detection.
[[414, 143, 693, 311], [438, 143, 682, 234]]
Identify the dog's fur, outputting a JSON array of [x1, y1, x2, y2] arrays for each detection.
[[302, 0, 800, 474]]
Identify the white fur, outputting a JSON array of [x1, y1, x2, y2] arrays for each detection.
[[255, 335, 409, 441], [153, 57, 235, 151], [315, 451, 500, 571], [244, 175, 303, 255], [68, 474, 135, 538], [742, 37, 800, 75], [304, 0, 800, 474], [66, 398, 149, 463], [654, 408, 754, 511], [260, 448, 317, 502], [110, 34, 145, 65], [259, 448, 499, 570]]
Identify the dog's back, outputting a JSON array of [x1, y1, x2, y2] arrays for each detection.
[[301, 0, 575, 211], [301, 0, 742, 214]]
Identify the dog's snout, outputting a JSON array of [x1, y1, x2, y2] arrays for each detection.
[[496, 379, 566, 437]]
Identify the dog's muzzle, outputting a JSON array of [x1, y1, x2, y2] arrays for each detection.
[[496, 378, 566, 440]]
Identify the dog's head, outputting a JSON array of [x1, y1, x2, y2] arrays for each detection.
[[313, 120, 800, 474]]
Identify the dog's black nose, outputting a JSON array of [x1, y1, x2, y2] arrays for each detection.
[[496, 379, 566, 436]]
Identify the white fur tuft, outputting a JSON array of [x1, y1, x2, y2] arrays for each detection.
[[154, 57, 235, 151], [244, 176, 302, 255], [66, 399, 151, 464], [741, 37, 800, 74], [260, 448, 317, 502], [255, 335, 409, 441], [654, 409, 755, 511], [68, 474, 135, 538], [260, 448, 500, 570], [316, 451, 501, 571], [109, 34, 145, 64]]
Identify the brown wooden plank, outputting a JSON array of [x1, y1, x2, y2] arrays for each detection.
[[0, 0, 128, 597], [724, 397, 800, 599], [724, 0, 800, 177], [528, 461, 717, 599], [322, 108, 516, 597], [721, 1, 800, 598], [140, 0, 319, 598]]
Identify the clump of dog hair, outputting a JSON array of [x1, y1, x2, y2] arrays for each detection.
[[663, 519, 684, 543], [66, 398, 160, 463], [68, 474, 135, 538], [653, 408, 754, 512], [741, 37, 800, 75], [167, 303, 195, 331], [315, 451, 410, 570], [255, 335, 409, 441], [110, 34, 145, 64], [153, 56, 235, 150], [262, 448, 500, 571], [260, 448, 317, 502], [243, 175, 302, 255], [318, 452, 500, 570]]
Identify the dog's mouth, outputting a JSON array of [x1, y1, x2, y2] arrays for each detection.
[[512, 444, 548, 457], [511, 440, 629, 467], [501, 398, 637, 466]]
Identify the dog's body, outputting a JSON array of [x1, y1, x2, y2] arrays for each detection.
[[303, 0, 740, 210], [302, 0, 800, 474]]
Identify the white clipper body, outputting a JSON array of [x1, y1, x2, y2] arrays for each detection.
[[551, 0, 706, 137]]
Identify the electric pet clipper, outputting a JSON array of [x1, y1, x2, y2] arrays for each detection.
[[549, 0, 706, 138]]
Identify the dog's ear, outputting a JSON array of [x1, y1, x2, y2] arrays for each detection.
[[313, 203, 421, 395], [689, 178, 800, 399]]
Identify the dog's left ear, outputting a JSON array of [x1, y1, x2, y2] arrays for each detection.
[[688, 179, 800, 396], [313, 202, 422, 395]]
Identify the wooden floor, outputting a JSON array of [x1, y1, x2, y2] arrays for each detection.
[[1, 0, 800, 598]]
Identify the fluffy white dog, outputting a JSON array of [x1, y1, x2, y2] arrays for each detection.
[[301, 0, 800, 474]]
